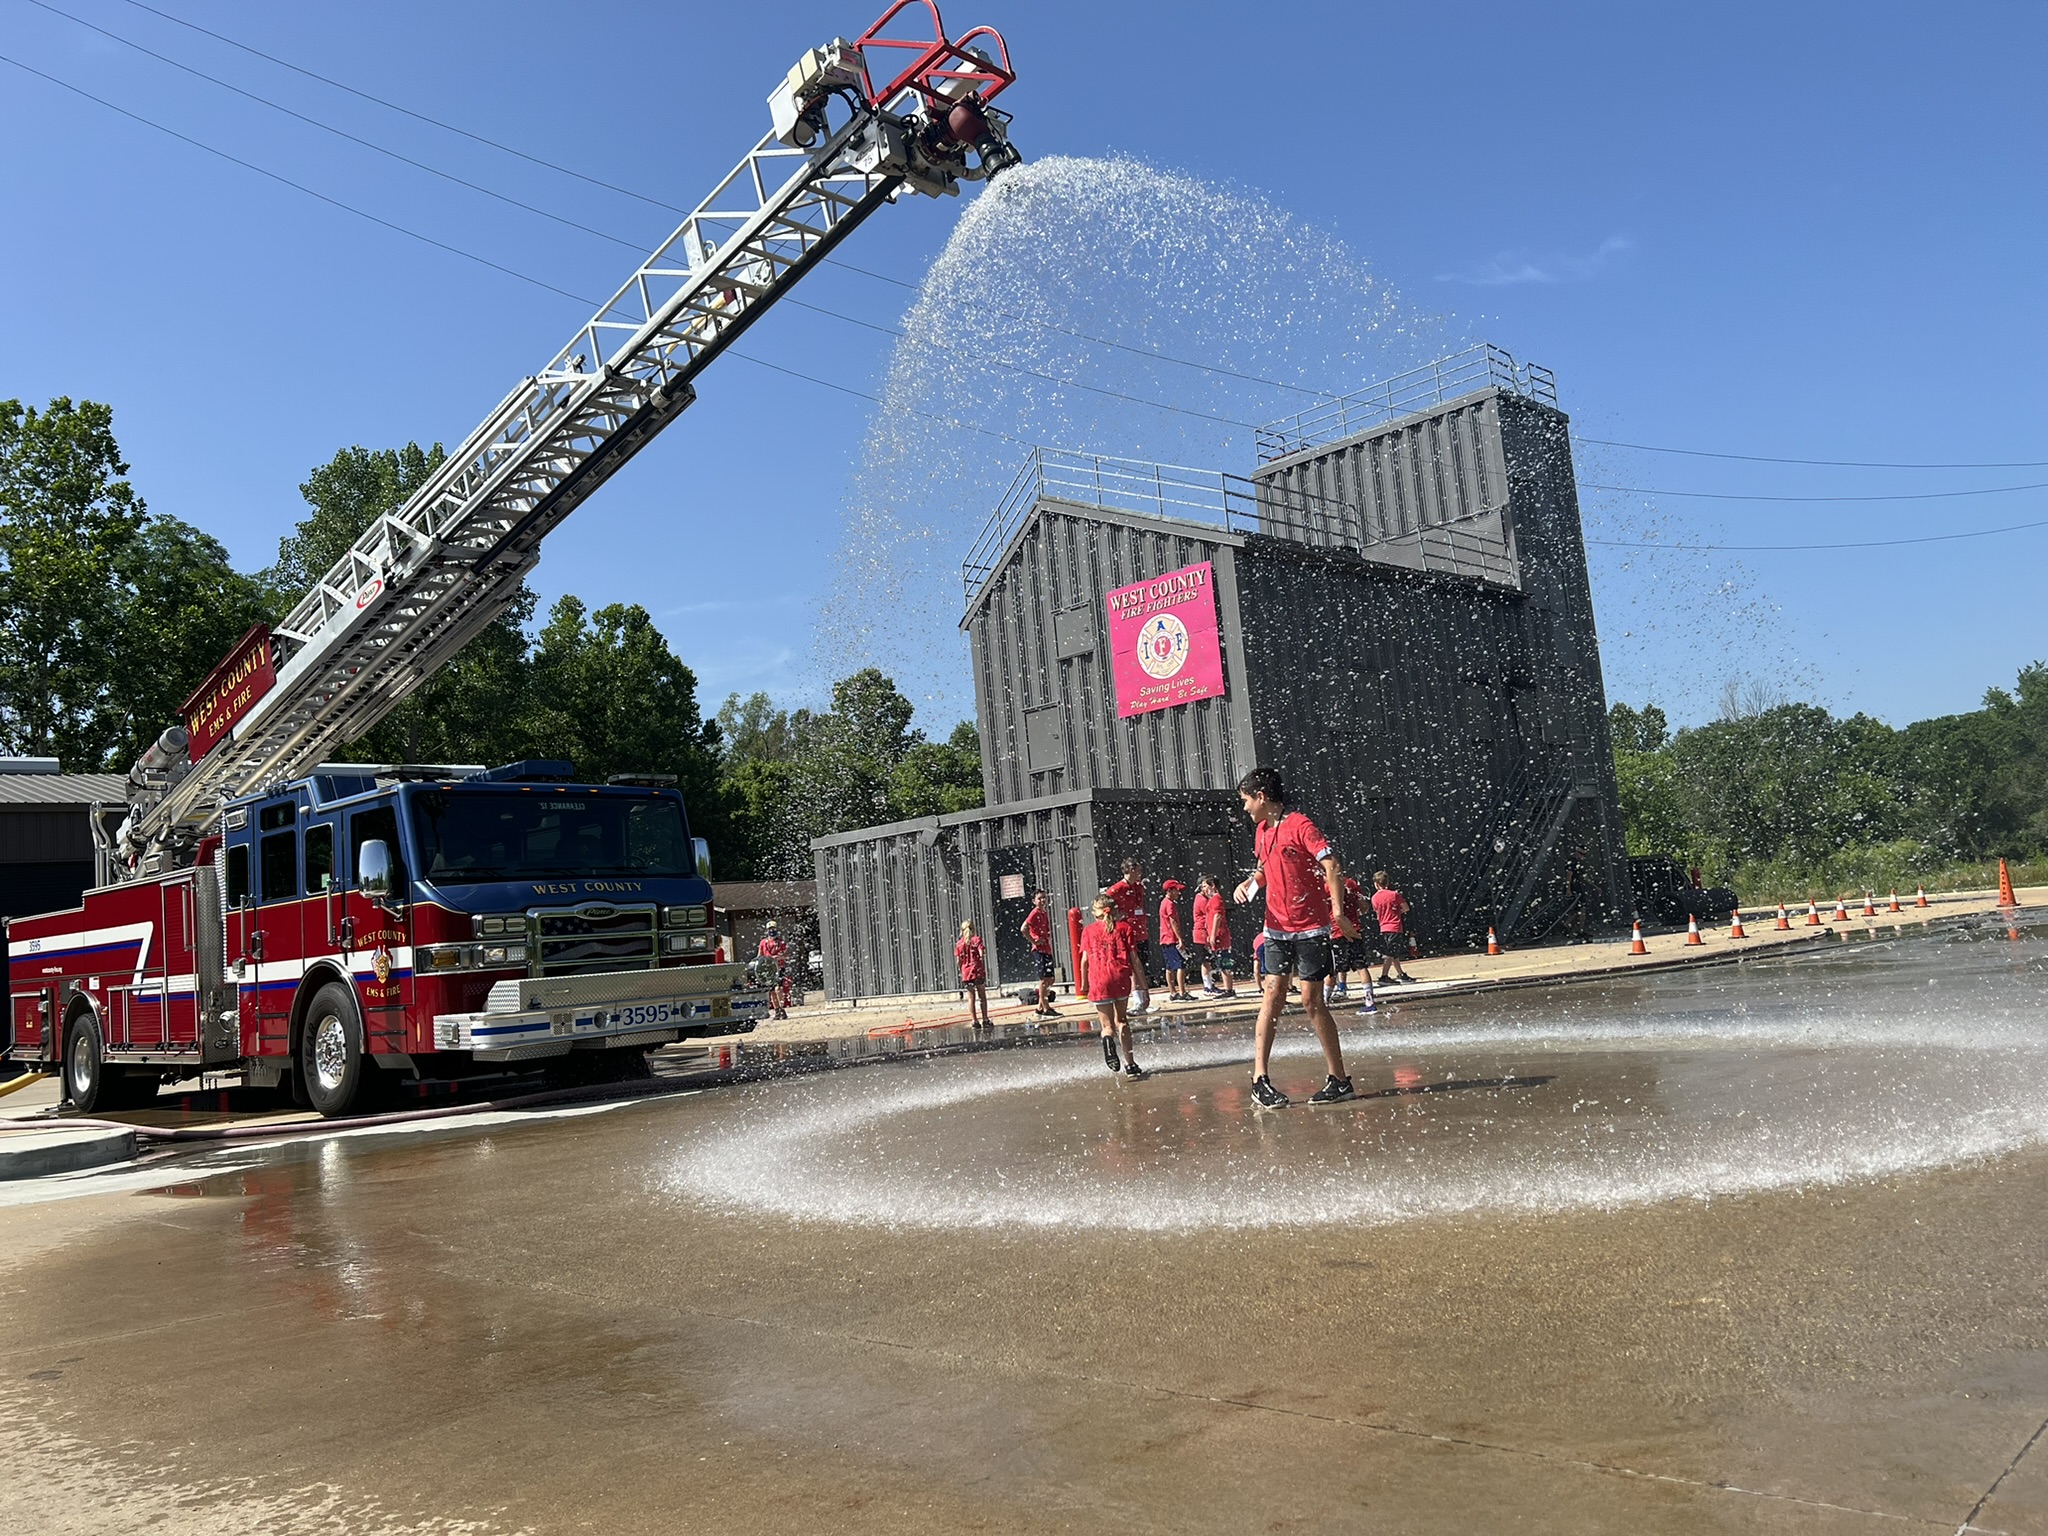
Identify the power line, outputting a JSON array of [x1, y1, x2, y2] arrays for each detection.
[[24, 0, 652, 253], [114, 0, 1343, 406], [0, 51, 598, 306], [1578, 436, 2048, 471], [111, 0, 692, 215], [1583, 479, 2048, 504], [1587, 516, 2048, 553]]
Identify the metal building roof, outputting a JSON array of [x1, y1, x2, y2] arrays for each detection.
[[0, 773, 126, 806]]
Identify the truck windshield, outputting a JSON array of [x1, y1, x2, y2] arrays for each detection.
[[409, 789, 692, 884]]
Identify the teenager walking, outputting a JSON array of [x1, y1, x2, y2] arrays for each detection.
[[1105, 858, 1153, 1015], [1369, 871, 1416, 987], [1079, 892, 1143, 1078], [1020, 890, 1061, 1017], [955, 919, 991, 1026], [1232, 766, 1357, 1107]]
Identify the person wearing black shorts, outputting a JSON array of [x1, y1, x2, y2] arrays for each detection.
[[1232, 766, 1357, 1108]]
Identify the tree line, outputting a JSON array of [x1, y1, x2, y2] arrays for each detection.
[[1609, 669, 2048, 899], [0, 397, 981, 881]]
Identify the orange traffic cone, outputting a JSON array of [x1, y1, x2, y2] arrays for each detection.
[[1916, 885, 1929, 908], [1861, 891, 1877, 917], [1833, 898, 1850, 923], [1774, 902, 1791, 930], [1486, 927, 1502, 956], [1628, 920, 1648, 955], [1998, 858, 2018, 908], [1888, 890, 1902, 913], [1806, 899, 1822, 927], [1685, 914, 1704, 946], [1728, 905, 1747, 939]]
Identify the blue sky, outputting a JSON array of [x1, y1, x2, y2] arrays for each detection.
[[2, 0, 2042, 733]]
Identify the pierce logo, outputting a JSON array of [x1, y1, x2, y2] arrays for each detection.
[[1136, 614, 1191, 680], [354, 577, 384, 610]]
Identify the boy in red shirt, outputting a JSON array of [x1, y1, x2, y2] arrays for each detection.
[[1194, 873, 1239, 998], [1105, 858, 1153, 1016], [954, 918, 990, 1026], [1157, 879, 1190, 1001], [1020, 889, 1061, 1017], [1331, 874, 1377, 1014], [1232, 766, 1357, 1108], [1370, 870, 1416, 987], [1079, 891, 1143, 1079]]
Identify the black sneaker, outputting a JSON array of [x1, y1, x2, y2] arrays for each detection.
[[1250, 1075, 1289, 1109], [1102, 1034, 1121, 1072], [1309, 1074, 1356, 1105], [1122, 1060, 1145, 1079]]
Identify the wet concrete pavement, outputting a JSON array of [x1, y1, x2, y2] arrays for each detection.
[[3, 921, 2046, 1533]]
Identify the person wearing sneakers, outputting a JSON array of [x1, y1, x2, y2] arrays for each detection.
[[1370, 870, 1416, 988], [1232, 766, 1357, 1108], [1079, 891, 1142, 1079], [954, 919, 991, 1027], [1196, 873, 1240, 998], [1157, 879, 1191, 1001], [1329, 874, 1376, 1014], [1020, 889, 1061, 1018], [1105, 858, 1153, 1015]]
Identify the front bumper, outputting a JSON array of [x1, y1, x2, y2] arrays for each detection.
[[433, 962, 769, 1061]]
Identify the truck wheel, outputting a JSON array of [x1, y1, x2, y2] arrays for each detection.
[[62, 1011, 153, 1111], [64, 1011, 112, 1111], [299, 981, 369, 1118]]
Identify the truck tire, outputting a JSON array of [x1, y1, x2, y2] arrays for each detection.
[[299, 981, 369, 1118], [62, 1010, 153, 1112]]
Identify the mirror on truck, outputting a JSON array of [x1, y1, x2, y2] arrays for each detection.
[[693, 837, 713, 883], [358, 839, 395, 901]]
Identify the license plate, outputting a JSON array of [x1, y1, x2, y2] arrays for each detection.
[[605, 1002, 677, 1030]]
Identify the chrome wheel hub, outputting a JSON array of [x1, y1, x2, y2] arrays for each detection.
[[69, 1028, 94, 1097], [311, 1013, 350, 1093]]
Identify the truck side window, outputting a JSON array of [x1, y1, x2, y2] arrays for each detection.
[[260, 829, 298, 903], [305, 824, 334, 892], [350, 805, 408, 895], [225, 845, 250, 905]]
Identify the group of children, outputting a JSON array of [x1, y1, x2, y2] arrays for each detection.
[[946, 764, 1420, 1101]]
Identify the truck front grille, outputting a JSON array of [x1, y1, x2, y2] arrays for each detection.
[[532, 904, 657, 976]]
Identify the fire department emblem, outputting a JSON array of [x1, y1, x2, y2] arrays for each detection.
[[1136, 613, 1191, 680], [372, 945, 392, 984]]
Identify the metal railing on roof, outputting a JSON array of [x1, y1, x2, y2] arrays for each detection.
[[959, 446, 1519, 608], [1253, 342, 1556, 463], [961, 448, 1364, 607]]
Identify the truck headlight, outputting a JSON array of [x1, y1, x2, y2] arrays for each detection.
[[665, 904, 710, 928], [664, 932, 713, 954], [421, 944, 471, 971], [480, 944, 527, 967]]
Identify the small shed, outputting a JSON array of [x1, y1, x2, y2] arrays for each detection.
[[0, 762, 126, 919]]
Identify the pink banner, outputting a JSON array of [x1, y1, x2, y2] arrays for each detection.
[[1106, 560, 1226, 719]]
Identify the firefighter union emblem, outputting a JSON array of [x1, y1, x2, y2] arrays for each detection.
[[372, 945, 392, 984], [1135, 614, 1191, 680]]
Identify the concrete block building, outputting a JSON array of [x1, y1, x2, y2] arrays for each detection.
[[814, 345, 1630, 1000]]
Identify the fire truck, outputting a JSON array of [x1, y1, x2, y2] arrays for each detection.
[[4, 2, 1020, 1116]]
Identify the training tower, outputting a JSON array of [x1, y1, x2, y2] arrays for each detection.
[[814, 344, 1632, 999]]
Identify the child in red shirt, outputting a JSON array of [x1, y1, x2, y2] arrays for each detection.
[[955, 919, 990, 1026], [1194, 873, 1239, 998], [1157, 879, 1190, 1001], [1370, 870, 1416, 986], [1020, 890, 1060, 1017], [1079, 892, 1142, 1078], [1104, 859, 1153, 1016]]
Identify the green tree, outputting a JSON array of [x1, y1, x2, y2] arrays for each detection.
[[0, 397, 268, 769], [268, 443, 444, 600], [1608, 700, 1669, 753], [891, 719, 984, 818], [522, 596, 729, 853]]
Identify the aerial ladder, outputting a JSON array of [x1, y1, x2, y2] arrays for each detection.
[[113, 1, 1019, 875]]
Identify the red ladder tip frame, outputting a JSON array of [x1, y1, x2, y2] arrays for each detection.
[[857, 1, 1017, 112]]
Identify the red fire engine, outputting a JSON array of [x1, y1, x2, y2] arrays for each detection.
[[5, 2, 1019, 1115]]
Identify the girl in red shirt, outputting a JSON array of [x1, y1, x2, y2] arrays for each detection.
[[1158, 879, 1191, 1001], [1079, 893, 1142, 1078], [954, 919, 990, 1026]]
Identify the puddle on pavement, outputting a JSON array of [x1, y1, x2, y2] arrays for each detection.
[[664, 918, 2048, 1232]]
